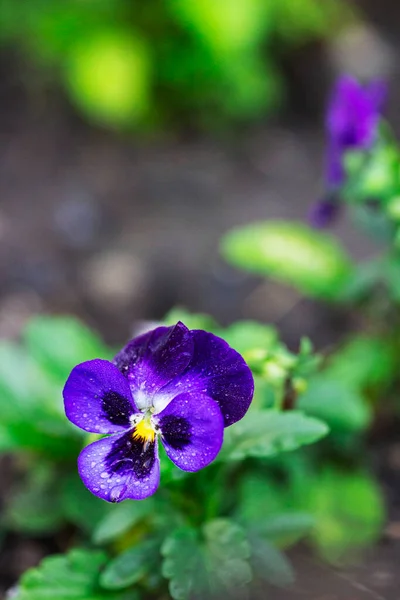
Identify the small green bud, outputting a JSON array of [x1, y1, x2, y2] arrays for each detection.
[[263, 360, 287, 383], [293, 377, 308, 395]]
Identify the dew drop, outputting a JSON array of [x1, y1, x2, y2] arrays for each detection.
[[110, 484, 126, 502], [91, 461, 96, 468], [100, 471, 108, 479]]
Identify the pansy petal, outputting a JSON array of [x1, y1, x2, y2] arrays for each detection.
[[155, 392, 224, 472], [156, 331, 254, 427], [114, 322, 194, 409], [64, 359, 137, 434], [78, 430, 160, 502], [366, 79, 387, 113], [327, 75, 381, 152]]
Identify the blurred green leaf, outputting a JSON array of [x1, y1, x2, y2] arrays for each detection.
[[14, 549, 134, 600], [298, 376, 372, 432], [256, 513, 315, 548], [219, 320, 278, 357], [162, 519, 251, 600], [275, 0, 353, 43], [221, 221, 353, 300], [64, 29, 151, 129], [326, 335, 397, 394], [221, 410, 329, 461], [93, 498, 154, 545], [164, 308, 219, 332], [24, 315, 110, 383], [100, 539, 160, 590], [307, 468, 385, 564], [170, 0, 273, 55], [344, 145, 400, 204], [248, 534, 294, 587], [5, 464, 64, 535], [0, 339, 82, 458], [61, 472, 113, 534]]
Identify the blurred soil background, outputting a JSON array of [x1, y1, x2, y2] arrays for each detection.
[[1, 0, 400, 598]]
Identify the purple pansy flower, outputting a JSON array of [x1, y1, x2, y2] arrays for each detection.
[[63, 322, 254, 502], [309, 75, 387, 228]]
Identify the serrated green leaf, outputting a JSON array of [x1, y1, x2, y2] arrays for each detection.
[[248, 534, 294, 587], [298, 376, 371, 432], [100, 539, 160, 590], [221, 221, 353, 300], [14, 549, 134, 600], [24, 315, 111, 383], [220, 410, 329, 461], [93, 498, 154, 545], [162, 519, 252, 600]]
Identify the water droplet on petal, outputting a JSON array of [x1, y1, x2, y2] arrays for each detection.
[[100, 471, 108, 479], [110, 484, 126, 502]]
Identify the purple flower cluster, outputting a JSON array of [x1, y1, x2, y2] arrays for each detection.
[[63, 322, 254, 502], [309, 75, 387, 228]]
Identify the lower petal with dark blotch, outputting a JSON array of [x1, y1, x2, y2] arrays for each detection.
[[78, 431, 160, 502], [155, 331, 254, 427], [64, 359, 136, 434], [155, 392, 224, 472]]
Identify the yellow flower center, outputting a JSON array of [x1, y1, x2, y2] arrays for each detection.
[[132, 416, 156, 442]]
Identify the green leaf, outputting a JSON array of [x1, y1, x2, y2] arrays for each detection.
[[171, 0, 273, 55], [64, 29, 151, 129], [0, 340, 82, 458], [164, 308, 219, 332], [24, 315, 111, 383], [221, 221, 353, 300], [218, 320, 278, 362], [100, 539, 160, 590], [298, 376, 372, 432], [14, 549, 134, 600], [255, 513, 315, 548], [162, 519, 252, 600], [248, 534, 294, 587], [326, 335, 397, 393], [93, 498, 154, 545], [5, 464, 64, 534], [220, 410, 329, 460], [61, 473, 113, 534], [306, 468, 385, 564]]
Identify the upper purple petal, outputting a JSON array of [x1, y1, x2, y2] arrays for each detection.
[[366, 79, 387, 113], [156, 331, 254, 427], [63, 359, 136, 434], [155, 392, 224, 472], [326, 75, 381, 152], [78, 430, 160, 502], [114, 322, 194, 409]]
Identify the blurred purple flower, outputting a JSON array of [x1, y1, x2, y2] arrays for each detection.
[[325, 75, 386, 187], [63, 322, 254, 502], [309, 75, 387, 228], [308, 197, 340, 229]]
